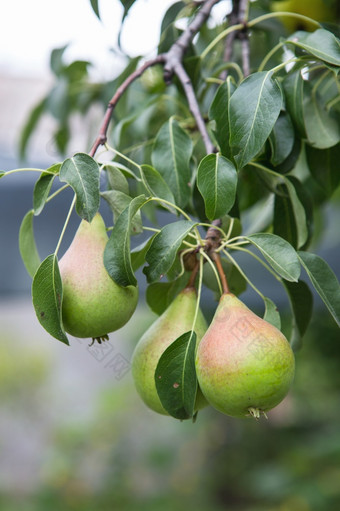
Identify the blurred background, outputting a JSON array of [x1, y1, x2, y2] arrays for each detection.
[[1, 1, 340, 510]]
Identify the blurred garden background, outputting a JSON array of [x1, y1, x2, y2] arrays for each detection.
[[1, 1, 340, 510]]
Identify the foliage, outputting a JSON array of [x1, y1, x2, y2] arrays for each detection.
[[1, 0, 340, 420]]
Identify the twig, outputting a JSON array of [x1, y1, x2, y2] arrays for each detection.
[[220, 0, 240, 81], [220, 0, 250, 80]]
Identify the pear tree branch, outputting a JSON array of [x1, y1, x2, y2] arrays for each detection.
[[89, 0, 221, 158]]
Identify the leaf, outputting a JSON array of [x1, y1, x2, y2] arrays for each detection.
[[283, 69, 306, 138], [229, 71, 282, 168], [155, 331, 198, 420], [298, 251, 340, 326], [284, 177, 309, 249], [287, 29, 340, 67], [146, 274, 189, 316], [19, 210, 40, 278], [197, 154, 237, 220], [104, 195, 148, 287], [143, 220, 196, 283], [101, 190, 143, 235], [263, 297, 281, 330], [50, 45, 68, 75], [152, 118, 193, 207], [0, 172, 4, 179], [131, 236, 156, 272], [305, 143, 340, 196], [60, 153, 100, 222], [140, 164, 176, 210], [33, 163, 60, 215], [274, 184, 298, 248], [105, 164, 129, 194], [246, 233, 301, 282], [19, 98, 47, 159], [303, 90, 340, 149], [89, 0, 100, 19], [269, 111, 295, 166], [209, 77, 236, 158], [32, 254, 69, 345], [283, 280, 313, 350]]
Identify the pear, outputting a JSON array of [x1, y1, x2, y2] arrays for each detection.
[[196, 293, 295, 418], [59, 213, 138, 340], [132, 287, 208, 415]]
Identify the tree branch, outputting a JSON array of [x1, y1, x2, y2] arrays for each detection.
[[220, 0, 250, 80]]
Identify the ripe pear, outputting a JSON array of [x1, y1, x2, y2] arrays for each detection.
[[132, 287, 208, 415], [59, 213, 138, 339], [196, 293, 295, 418]]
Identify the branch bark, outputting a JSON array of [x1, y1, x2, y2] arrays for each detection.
[[220, 0, 250, 80]]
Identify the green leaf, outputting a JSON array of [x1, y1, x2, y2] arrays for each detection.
[[284, 177, 309, 249], [283, 69, 306, 138], [101, 190, 143, 235], [105, 164, 129, 194], [32, 254, 69, 345], [283, 279, 313, 350], [197, 154, 237, 220], [303, 90, 340, 149], [152, 118, 193, 207], [89, 0, 100, 19], [146, 274, 189, 316], [0, 172, 4, 179], [274, 184, 297, 248], [209, 77, 236, 158], [19, 98, 47, 159], [104, 195, 148, 287], [140, 164, 176, 210], [269, 111, 295, 166], [143, 220, 196, 283], [298, 251, 340, 326], [50, 45, 68, 75], [306, 143, 340, 196], [229, 71, 282, 168], [287, 29, 340, 67], [33, 163, 60, 216], [246, 233, 301, 282], [131, 236, 156, 272], [155, 331, 198, 420], [19, 210, 41, 278], [60, 153, 100, 222], [263, 297, 281, 330]]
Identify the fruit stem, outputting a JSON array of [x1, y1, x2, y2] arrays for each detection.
[[54, 195, 76, 256], [212, 252, 229, 295], [186, 260, 200, 289]]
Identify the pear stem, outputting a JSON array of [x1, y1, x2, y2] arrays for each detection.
[[55, 195, 76, 256], [186, 261, 200, 289], [212, 252, 229, 295]]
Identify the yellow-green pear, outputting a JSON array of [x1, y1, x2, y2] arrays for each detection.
[[59, 213, 138, 339], [132, 287, 208, 415], [196, 293, 295, 419]]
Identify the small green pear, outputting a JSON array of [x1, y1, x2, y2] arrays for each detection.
[[132, 287, 208, 415], [196, 293, 295, 418], [59, 213, 138, 339]]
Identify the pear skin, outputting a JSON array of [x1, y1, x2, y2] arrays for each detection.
[[132, 287, 208, 415], [59, 213, 138, 339], [196, 293, 295, 418]]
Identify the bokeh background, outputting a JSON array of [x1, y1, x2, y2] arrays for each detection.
[[1, 1, 340, 510]]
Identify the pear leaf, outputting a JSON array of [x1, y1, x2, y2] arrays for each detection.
[[60, 153, 100, 222], [263, 297, 281, 330], [246, 233, 300, 282], [155, 331, 198, 420], [143, 220, 197, 283], [298, 251, 340, 326], [32, 254, 69, 345], [152, 117, 193, 208], [209, 77, 236, 158], [104, 195, 148, 287], [283, 279, 313, 351], [287, 29, 340, 67], [197, 153, 237, 220], [140, 164, 176, 212], [19, 210, 41, 278], [33, 163, 60, 216], [101, 190, 143, 235], [146, 273, 189, 316]]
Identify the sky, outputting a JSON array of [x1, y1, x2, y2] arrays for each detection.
[[0, 0, 229, 79], [0, 0, 174, 79]]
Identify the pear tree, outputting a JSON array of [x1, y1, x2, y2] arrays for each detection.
[[1, 0, 340, 420]]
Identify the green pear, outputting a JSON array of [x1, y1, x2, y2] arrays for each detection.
[[196, 293, 295, 418], [59, 213, 138, 339], [132, 287, 208, 415]]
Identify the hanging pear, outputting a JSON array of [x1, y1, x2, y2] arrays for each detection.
[[196, 293, 295, 418], [59, 213, 138, 340], [132, 287, 208, 415]]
